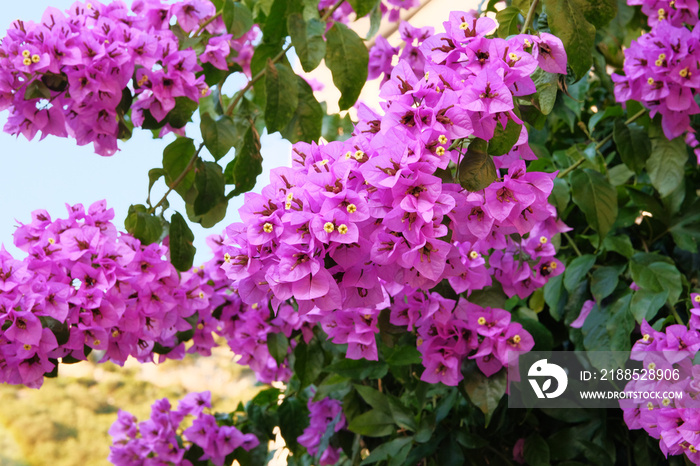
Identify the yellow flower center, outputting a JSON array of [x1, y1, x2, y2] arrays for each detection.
[[550, 261, 557, 269], [338, 224, 349, 234], [436, 146, 445, 156], [694, 295, 700, 303], [48, 237, 55, 244], [324, 222, 335, 233], [512, 334, 521, 344], [251, 303, 259, 309], [647, 402, 654, 410], [112, 330, 120, 338], [87, 2, 93, 8], [22, 57, 32, 66], [197, 323, 204, 330], [198, 291, 205, 299], [469, 251, 479, 260], [417, 337, 423, 346], [680, 67, 690, 78], [93, 339, 101, 346], [647, 77, 655, 85], [22, 50, 30, 58], [23, 344, 31, 350], [346, 204, 357, 213], [648, 362, 656, 370], [658, 8, 666, 19], [438, 134, 448, 144], [285, 201, 292, 210], [658, 53, 666, 61], [539, 236, 548, 244], [662, 398, 671, 406], [690, 446, 698, 453], [319, 159, 328, 165], [508, 52, 519, 61], [459, 22, 468, 30], [523, 38, 532, 47], [200, 88, 208, 96], [477, 316, 486, 325], [655, 59, 664, 66], [224, 252, 231, 263], [345, 151, 352, 159], [286, 192, 294, 200], [354, 150, 365, 161], [30, 54, 40, 63], [642, 333, 650, 341], [263, 222, 274, 233], [424, 72, 429, 80]]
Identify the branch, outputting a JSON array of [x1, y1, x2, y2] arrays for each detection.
[[521, 0, 540, 34], [150, 142, 205, 214], [194, 11, 222, 37]]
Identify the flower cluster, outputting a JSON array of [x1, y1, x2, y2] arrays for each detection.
[[0, 0, 257, 155], [297, 396, 346, 465], [220, 11, 567, 385], [620, 321, 700, 463], [0, 200, 216, 388], [613, 1, 700, 140], [109, 391, 259, 466]]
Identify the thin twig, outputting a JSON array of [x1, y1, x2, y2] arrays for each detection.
[[563, 231, 582, 257], [194, 11, 222, 36], [521, 0, 540, 34], [150, 142, 205, 214]]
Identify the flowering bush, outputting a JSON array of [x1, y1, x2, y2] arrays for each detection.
[[3, 0, 700, 464]]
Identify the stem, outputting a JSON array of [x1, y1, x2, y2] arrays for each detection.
[[367, 0, 433, 49], [563, 231, 582, 257], [224, 0, 345, 117], [194, 11, 222, 36], [558, 108, 647, 178], [670, 306, 684, 326], [150, 142, 205, 214], [521, 0, 540, 34]]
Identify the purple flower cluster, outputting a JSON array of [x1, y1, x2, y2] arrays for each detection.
[[0, 201, 217, 387], [613, 1, 700, 140], [219, 11, 567, 385], [109, 391, 259, 466], [620, 321, 700, 463], [297, 396, 346, 465], [0, 0, 257, 155]]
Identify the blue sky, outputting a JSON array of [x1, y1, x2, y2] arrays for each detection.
[[0, 1, 291, 262]]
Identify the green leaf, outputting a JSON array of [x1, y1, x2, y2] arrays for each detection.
[[579, 0, 618, 28], [630, 289, 667, 323], [488, 118, 522, 156], [608, 293, 634, 351], [225, 125, 263, 196], [458, 139, 498, 191], [462, 366, 506, 427], [124, 204, 163, 245], [383, 345, 422, 366], [169, 212, 196, 272], [647, 128, 688, 198], [563, 254, 596, 292], [294, 339, 325, 388], [588, 105, 623, 132], [630, 255, 682, 305], [262, 0, 288, 44], [570, 168, 618, 242], [265, 61, 299, 134], [278, 398, 307, 451], [612, 120, 650, 174], [496, 6, 521, 38], [325, 22, 369, 110], [590, 266, 621, 302], [201, 113, 237, 161], [347, 409, 395, 437], [166, 96, 198, 129], [532, 68, 559, 115], [347, 0, 379, 17], [148, 168, 165, 198], [361, 437, 413, 465], [223, 0, 254, 38], [287, 14, 326, 72], [602, 235, 634, 258], [24, 79, 51, 100], [544, 274, 567, 321], [193, 160, 226, 216], [550, 177, 570, 213], [455, 431, 488, 449], [544, 0, 596, 80], [281, 76, 324, 143], [266, 332, 289, 365], [354, 385, 390, 412], [608, 164, 634, 186], [325, 358, 388, 380], [322, 111, 355, 142], [163, 137, 197, 198], [524, 434, 551, 466], [186, 200, 227, 229]]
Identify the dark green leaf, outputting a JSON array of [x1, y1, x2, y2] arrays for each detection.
[[288, 13, 326, 72], [630, 255, 682, 305], [563, 254, 596, 292], [544, 274, 567, 321], [354, 384, 389, 413], [455, 431, 488, 449], [630, 289, 667, 323], [647, 127, 688, 198], [148, 168, 165, 198], [462, 367, 506, 426], [347, 409, 395, 437], [496, 6, 521, 38], [322, 111, 355, 142], [163, 137, 197, 198], [262, 0, 288, 44], [223, 0, 254, 38], [281, 76, 324, 143], [532, 68, 559, 115], [590, 266, 621, 302], [361, 437, 412, 465], [588, 105, 623, 132], [186, 200, 228, 229], [169, 211, 196, 272], [602, 235, 634, 258], [124, 204, 162, 245], [267, 332, 289, 365], [458, 139, 498, 191], [613, 120, 650, 174], [294, 339, 325, 388], [544, 0, 596, 80], [570, 168, 618, 242], [325, 22, 369, 110], [278, 398, 307, 452], [488, 118, 522, 156], [325, 358, 388, 380], [550, 177, 570, 213], [201, 113, 237, 161], [41, 72, 69, 93], [384, 345, 422, 366], [225, 125, 263, 196], [516, 318, 554, 351], [608, 293, 634, 351], [579, 0, 618, 28], [24, 80, 51, 100], [265, 61, 299, 133], [347, 0, 379, 18], [524, 434, 551, 466], [167, 97, 198, 129], [193, 160, 226, 216]]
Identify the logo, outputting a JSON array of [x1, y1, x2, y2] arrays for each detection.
[[528, 359, 568, 399]]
